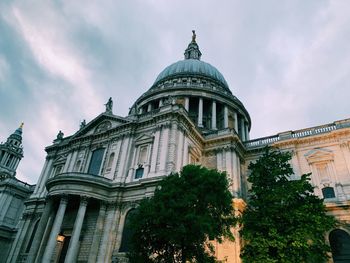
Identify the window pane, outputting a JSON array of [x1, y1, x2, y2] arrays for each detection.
[[322, 187, 335, 199], [135, 167, 144, 179], [88, 148, 105, 175]]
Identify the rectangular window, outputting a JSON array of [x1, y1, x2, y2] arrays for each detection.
[[322, 187, 335, 199], [135, 167, 144, 179], [88, 148, 105, 175]]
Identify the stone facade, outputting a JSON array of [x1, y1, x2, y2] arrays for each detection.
[[5, 34, 350, 263]]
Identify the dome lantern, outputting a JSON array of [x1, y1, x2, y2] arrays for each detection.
[[184, 30, 202, 60]]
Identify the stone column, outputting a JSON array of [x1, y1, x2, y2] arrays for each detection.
[[212, 101, 217, 130], [26, 198, 54, 263], [147, 104, 152, 112], [233, 111, 238, 133], [88, 202, 107, 263], [240, 119, 246, 141], [9, 156, 16, 169], [224, 106, 229, 128], [42, 195, 68, 263], [97, 203, 116, 262], [198, 98, 203, 127], [159, 99, 163, 108], [245, 124, 249, 140], [64, 196, 89, 263], [0, 152, 8, 165], [184, 97, 189, 111]]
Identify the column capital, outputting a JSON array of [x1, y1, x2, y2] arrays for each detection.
[[99, 200, 107, 210], [61, 194, 69, 204], [45, 195, 54, 202], [80, 196, 89, 206]]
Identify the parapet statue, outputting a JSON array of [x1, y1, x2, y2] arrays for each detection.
[[56, 130, 64, 140], [80, 119, 86, 129], [105, 97, 113, 113]]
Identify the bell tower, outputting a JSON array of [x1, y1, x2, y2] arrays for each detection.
[[0, 123, 24, 179]]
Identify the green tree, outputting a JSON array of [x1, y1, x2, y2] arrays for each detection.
[[240, 148, 337, 263], [128, 165, 236, 263]]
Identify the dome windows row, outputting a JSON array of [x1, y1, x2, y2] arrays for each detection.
[[137, 95, 250, 141], [149, 76, 229, 96]]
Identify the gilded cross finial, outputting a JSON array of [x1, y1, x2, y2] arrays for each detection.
[[20, 122, 24, 129], [192, 30, 196, 42]]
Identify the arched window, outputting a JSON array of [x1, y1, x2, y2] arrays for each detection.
[[107, 152, 115, 169], [322, 187, 335, 199], [329, 229, 350, 262], [119, 209, 137, 252], [88, 148, 105, 175]]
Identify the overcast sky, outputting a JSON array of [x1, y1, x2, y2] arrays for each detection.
[[1, 0, 349, 184]]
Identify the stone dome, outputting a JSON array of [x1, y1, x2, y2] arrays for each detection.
[[153, 59, 229, 91]]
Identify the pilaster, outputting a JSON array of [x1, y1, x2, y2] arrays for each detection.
[[97, 202, 116, 262], [88, 202, 107, 263], [26, 198, 54, 263], [149, 129, 160, 175], [159, 127, 170, 173]]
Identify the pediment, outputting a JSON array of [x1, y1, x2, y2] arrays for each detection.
[[53, 154, 68, 164], [304, 148, 333, 164], [72, 113, 129, 139], [135, 134, 154, 146]]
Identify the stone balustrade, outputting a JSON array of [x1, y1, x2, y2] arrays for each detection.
[[245, 119, 350, 149]]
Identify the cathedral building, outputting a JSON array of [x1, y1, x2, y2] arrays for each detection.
[[5, 32, 350, 263]]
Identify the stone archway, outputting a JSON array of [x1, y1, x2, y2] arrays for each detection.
[[329, 229, 350, 263]]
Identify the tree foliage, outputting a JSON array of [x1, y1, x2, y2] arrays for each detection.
[[128, 165, 236, 263], [240, 148, 337, 263]]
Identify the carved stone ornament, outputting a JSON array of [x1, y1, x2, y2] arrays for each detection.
[[95, 121, 112, 133]]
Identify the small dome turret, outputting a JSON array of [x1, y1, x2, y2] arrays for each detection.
[[7, 123, 23, 146]]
